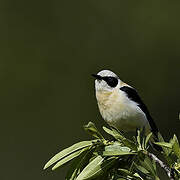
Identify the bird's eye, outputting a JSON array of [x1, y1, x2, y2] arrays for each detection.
[[104, 76, 118, 88]]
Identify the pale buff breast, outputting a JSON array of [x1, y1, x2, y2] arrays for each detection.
[[96, 89, 127, 121], [96, 89, 149, 132]]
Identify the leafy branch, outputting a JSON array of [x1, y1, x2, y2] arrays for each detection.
[[44, 122, 180, 180]]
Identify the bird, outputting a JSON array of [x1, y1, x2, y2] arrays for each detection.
[[92, 69, 160, 142]]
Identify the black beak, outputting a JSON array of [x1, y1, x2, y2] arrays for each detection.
[[91, 74, 102, 80]]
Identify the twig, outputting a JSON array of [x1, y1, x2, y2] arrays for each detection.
[[146, 152, 174, 180]]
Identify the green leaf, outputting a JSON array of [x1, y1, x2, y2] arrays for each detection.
[[52, 148, 88, 170], [145, 132, 152, 149], [104, 141, 127, 150], [154, 142, 172, 149], [65, 155, 82, 180], [103, 126, 124, 140], [142, 138, 145, 151], [103, 151, 136, 156], [103, 143, 136, 156], [76, 155, 104, 180], [152, 157, 157, 172], [66, 148, 93, 180], [133, 173, 143, 180], [122, 139, 137, 151], [76, 155, 116, 180], [136, 130, 142, 151], [84, 122, 104, 139], [44, 140, 95, 169], [158, 133, 170, 156], [103, 126, 137, 151], [139, 156, 156, 177], [118, 169, 135, 178], [155, 176, 160, 180], [118, 168, 132, 175], [172, 134, 180, 159], [134, 163, 150, 174], [117, 169, 143, 180]]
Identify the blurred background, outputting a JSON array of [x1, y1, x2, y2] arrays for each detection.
[[1, 0, 179, 179]]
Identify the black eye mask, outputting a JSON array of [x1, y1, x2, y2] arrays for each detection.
[[102, 76, 118, 88]]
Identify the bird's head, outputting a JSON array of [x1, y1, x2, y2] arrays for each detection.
[[92, 70, 121, 92]]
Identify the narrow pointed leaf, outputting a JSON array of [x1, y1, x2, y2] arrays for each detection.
[[103, 151, 136, 156], [158, 133, 170, 156], [154, 142, 172, 148], [76, 155, 104, 180], [145, 132, 152, 149], [66, 148, 94, 180], [172, 135, 180, 159], [142, 137, 145, 150], [155, 176, 160, 180], [52, 148, 88, 170], [84, 122, 104, 139], [105, 143, 130, 152], [66, 154, 83, 180], [103, 126, 124, 140], [103, 143, 135, 156], [103, 126, 137, 151], [118, 169, 134, 178], [44, 140, 95, 169], [118, 169, 142, 180], [76, 156, 116, 180], [134, 163, 149, 174], [123, 139, 137, 151], [139, 156, 156, 177], [133, 173, 143, 180], [152, 158, 157, 172], [137, 130, 142, 150]]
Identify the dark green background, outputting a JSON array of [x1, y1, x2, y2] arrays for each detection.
[[1, 0, 179, 179]]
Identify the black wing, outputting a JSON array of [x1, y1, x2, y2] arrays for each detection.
[[120, 86, 159, 138]]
